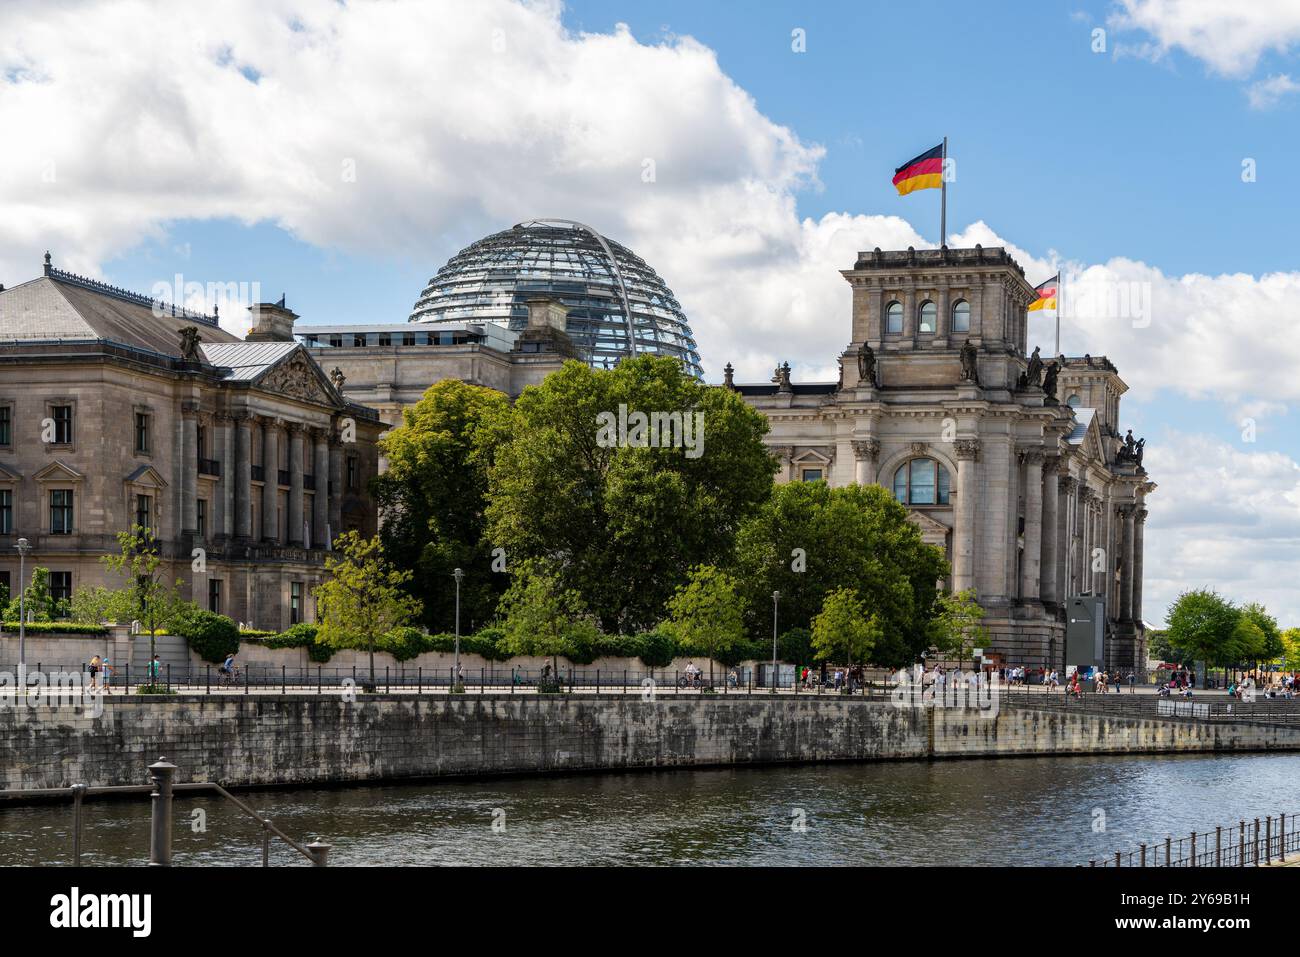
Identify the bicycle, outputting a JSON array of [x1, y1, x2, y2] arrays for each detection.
[[677, 672, 705, 689], [216, 666, 243, 688]]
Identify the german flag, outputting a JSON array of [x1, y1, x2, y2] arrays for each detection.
[[892, 143, 944, 196], [1028, 274, 1059, 312]]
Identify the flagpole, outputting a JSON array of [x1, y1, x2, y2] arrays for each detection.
[[940, 136, 948, 246], [1054, 270, 1062, 357]]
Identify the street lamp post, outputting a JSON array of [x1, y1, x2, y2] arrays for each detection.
[[452, 567, 464, 689], [15, 538, 31, 677], [771, 590, 780, 694]]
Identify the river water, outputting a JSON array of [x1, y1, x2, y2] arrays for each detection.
[[3, 753, 1297, 866]]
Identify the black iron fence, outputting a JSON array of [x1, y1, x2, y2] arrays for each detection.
[[1091, 812, 1299, 867]]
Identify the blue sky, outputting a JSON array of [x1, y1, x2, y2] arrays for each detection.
[[3, 0, 1300, 627]]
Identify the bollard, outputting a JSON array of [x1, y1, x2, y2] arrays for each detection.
[[1115, 850, 1121, 867], [147, 757, 177, 867], [306, 841, 332, 866], [1139, 843, 1146, 867], [1165, 836, 1171, 867], [71, 783, 86, 866]]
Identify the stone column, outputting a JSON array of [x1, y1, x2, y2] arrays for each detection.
[[1057, 475, 1075, 602], [1121, 504, 1136, 621], [181, 402, 199, 534], [287, 423, 306, 546], [312, 429, 330, 550], [1040, 456, 1060, 604], [852, 438, 880, 486], [215, 414, 233, 539], [903, 283, 917, 343], [952, 439, 980, 593], [1133, 507, 1147, 623], [1020, 449, 1044, 601], [234, 412, 253, 540], [261, 417, 280, 543], [328, 435, 344, 538]]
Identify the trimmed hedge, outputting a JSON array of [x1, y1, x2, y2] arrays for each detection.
[[238, 629, 278, 640], [172, 610, 241, 663], [0, 621, 108, 636], [263, 623, 333, 663]]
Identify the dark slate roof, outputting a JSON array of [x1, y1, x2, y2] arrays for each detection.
[[200, 341, 300, 381], [0, 276, 241, 357]]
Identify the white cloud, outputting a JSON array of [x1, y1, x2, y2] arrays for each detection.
[[2, 0, 1299, 626], [1247, 72, 1300, 108], [1143, 433, 1300, 627], [1110, 0, 1300, 77]]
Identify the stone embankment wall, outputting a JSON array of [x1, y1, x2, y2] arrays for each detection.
[[4, 695, 1300, 792]]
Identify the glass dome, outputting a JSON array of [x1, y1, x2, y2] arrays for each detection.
[[409, 220, 703, 378]]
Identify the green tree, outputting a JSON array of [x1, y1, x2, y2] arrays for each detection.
[[927, 588, 988, 662], [102, 526, 191, 690], [810, 588, 882, 675], [1165, 588, 1240, 673], [486, 355, 775, 633], [733, 481, 948, 666], [374, 380, 513, 633], [1282, 627, 1300, 668], [22, 567, 58, 621], [1240, 602, 1283, 665], [497, 559, 599, 679], [1146, 628, 1176, 664], [663, 564, 746, 686], [314, 531, 423, 690], [70, 586, 132, 625]]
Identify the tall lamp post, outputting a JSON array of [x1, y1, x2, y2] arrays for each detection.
[[452, 567, 464, 688], [15, 538, 30, 676], [771, 590, 780, 694]]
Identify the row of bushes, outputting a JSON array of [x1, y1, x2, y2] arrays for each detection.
[[171, 609, 819, 669], [0, 621, 110, 636]]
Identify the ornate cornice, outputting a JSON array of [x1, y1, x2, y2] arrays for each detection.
[[851, 438, 880, 460]]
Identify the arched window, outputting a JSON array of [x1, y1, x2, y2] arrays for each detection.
[[919, 300, 937, 333], [1066, 394, 1081, 408], [892, 458, 951, 506], [885, 300, 903, 334], [952, 299, 970, 332]]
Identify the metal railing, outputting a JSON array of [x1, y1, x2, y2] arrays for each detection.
[[0, 757, 330, 867], [1091, 812, 1299, 867]]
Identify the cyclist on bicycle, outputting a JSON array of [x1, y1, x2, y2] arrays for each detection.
[[219, 652, 236, 677], [684, 661, 701, 686]]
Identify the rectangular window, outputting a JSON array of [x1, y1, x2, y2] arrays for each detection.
[[346, 456, 358, 491], [51, 405, 73, 444], [353, 334, 366, 347], [0, 406, 11, 447], [290, 581, 303, 625], [909, 460, 936, 505], [208, 579, 222, 615], [801, 468, 823, 482], [402, 332, 416, 346], [196, 499, 207, 538], [135, 412, 150, 453], [329, 335, 342, 348], [378, 333, 392, 346], [50, 489, 73, 534], [0, 489, 11, 534], [50, 571, 72, 608], [196, 424, 206, 460], [135, 494, 151, 531]]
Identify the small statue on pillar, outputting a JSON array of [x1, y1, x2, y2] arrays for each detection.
[[776, 361, 793, 393], [959, 338, 979, 385], [178, 325, 203, 363], [1025, 346, 1044, 388], [329, 366, 347, 392], [723, 362, 735, 390], [856, 342, 876, 388], [1042, 360, 1060, 402]]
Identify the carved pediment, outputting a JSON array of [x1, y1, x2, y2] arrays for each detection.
[[255, 349, 337, 406], [124, 464, 168, 489], [34, 460, 83, 483]]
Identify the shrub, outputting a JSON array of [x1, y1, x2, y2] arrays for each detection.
[[380, 626, 433, 662], [778, 627, 813, 665], [463, 626, 508, 661], [596, 633, 646, 660], [637, 630, 676, 668], [265, 622, 333, 662], [239, 629, 278, 640], [0, 621, 109, 636], [172, 610, 241, 663]]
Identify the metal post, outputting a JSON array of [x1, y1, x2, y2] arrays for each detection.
[[166, 662, 171, 692], [771, 590, 780, 694], [596, 670, 600, 695], [262, 823, 270, 867], [1282, 813, 1286, 863], [1165, 836, 1170, 867], [1240, 821, 1246, 866], [1115, 850, 1121, 867], [1266, 817, 1272, 865], [317, 665, 322, 694], [1254, 818, 1260, 866], [1216, 826, 1221, 867], [417, 667, 422, 695], [282, 664, 286, 695], [1191, 831, 1196, 866], [147, 757, 177, 866], [306, 840, 331, 866], [386, 665, 389, 694], [206, 664, 211, 695], [245, 663, 250, 695], [15, 538, 30, 675], [452, 567, 463, 685], [71, 783, 86, 866], [1139, 843, 1146, 867]]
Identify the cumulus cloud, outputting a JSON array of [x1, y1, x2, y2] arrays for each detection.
[[1110, 0, 1300, 77], [1143, 434, 1300, 626], [2, 0, 1298, 624], [1247, 73, 1300, 109]]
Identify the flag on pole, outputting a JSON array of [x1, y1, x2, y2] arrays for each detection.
[[1028, 274, 1059, 312], [892, 143, 944, 195]]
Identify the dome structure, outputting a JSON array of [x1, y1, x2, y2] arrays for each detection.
[[409, 220, 703, 378]]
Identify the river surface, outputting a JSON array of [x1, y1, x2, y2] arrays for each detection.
[[3, 753, 1297, 866]]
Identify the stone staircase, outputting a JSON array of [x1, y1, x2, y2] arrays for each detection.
[[127, 633, 192, 681]]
